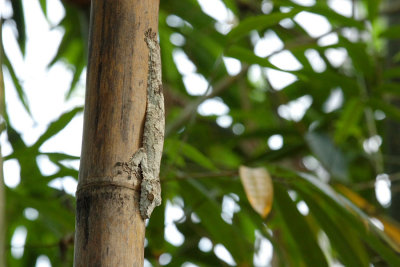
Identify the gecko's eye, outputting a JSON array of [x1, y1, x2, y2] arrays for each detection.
[[147, 193, 154, 201]]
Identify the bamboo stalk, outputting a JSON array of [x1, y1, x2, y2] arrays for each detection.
[[74, 1, 160, 266]]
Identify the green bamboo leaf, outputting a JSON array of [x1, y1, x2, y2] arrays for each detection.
[[364, 0, 380, 20], [301, 194, 370, 267], [43, 152, 80, 162], [43, 168, 78, 183], [227, 11, 299, 42], [159, 19, 186, 92], [383, 67, 400, 79], [307, 4, 364, 29], [369, 99, 400, 121], [221, 0, 239, 15], [6, 125, 27, 154], [184, 30, 224, 76], [168, 140, 217, 171], [181, 143, 217, 170], [39, 0, 47, 17], [269, 205, 304, 266], [145, 200, 165, 252], [8, 190, 75, 230], [49, 38, 83, 67], [163, 139, 186, 167], [339, 37, 373, 76], [224, 45, 279, 69], [3, 53, 31, 115], [269, 166, 400, 264], [49, 8, 86, 68], [334, 98, 364, 143], [274, 184, 329, 267], [180, 179, 253, 264], [66, 59, 85, 99], [32, 107, 83, 149], [10, 0, 26, 55], [380, 83, 400, 97], [380, 25, 400, 39], [305, 132, 348, 181], [296, 173, 400, 265], [209, 144, 241, 168]]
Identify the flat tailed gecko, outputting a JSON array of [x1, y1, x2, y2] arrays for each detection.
[[130, 28, 164, 220]]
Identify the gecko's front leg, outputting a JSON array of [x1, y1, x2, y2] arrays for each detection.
[[130, 148, 162, 219]]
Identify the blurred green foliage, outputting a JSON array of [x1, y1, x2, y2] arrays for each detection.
[[2, 0, 400, 266]]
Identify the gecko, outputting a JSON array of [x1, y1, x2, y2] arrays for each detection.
[[130, 28, 164, 220]]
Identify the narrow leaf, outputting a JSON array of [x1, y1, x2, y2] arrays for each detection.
[[380, 25, 400, 39], [334, 98, 363, 143], [33, 107, 83, 149], [306, 132, 348, 181], [66, 60, 85, 99], [308, 4, 364, 29], [383, 67, 400, 79], [301, 193, 370, 267], [39, 0, 47, 17], [167, 140, 217, 171], [227, 11, 298, 41], [180, 179, 253, 263], [3, 53, 31, 115], [337, 184, 400, 252], [225, 45, 280, 69], [297, 172, 400, 265], [369, 99, 400, 121], [274, 184, 329, 267], [379, 216, 400, 253], [10, 0, 26, 55], [181, 142, 217, 171]]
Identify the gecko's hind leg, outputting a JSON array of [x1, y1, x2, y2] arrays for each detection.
[[130, 148, 149, 177]]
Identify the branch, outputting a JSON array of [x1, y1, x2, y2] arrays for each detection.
[[352, 172, 400, 190]]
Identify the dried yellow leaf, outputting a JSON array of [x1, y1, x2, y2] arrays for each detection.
[[239, 165, 273, 218], [378, 216, 400, 253], [337, 184, 400, 252]]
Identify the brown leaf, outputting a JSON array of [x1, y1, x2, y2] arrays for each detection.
[[337, 184, 400, 252], [378, 216, 400, 253], [239, 165, 273, 218]]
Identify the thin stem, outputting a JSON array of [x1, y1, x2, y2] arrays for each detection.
[[358, 74, 384, 174], [352, 172, 400, 190]]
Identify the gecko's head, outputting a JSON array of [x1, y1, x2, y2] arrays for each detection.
[[144, 28, 158, 49]]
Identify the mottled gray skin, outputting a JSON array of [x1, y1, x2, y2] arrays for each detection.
[[131, 29, 164, 220]]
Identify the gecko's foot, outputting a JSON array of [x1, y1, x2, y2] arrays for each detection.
[[129, 148, 146, 167]]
